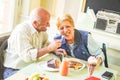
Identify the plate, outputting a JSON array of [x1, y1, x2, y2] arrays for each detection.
[[38, 61, 59, 72], [67, 58, 85, 71]]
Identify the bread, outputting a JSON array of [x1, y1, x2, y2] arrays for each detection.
[[68, 61, 83, 70]]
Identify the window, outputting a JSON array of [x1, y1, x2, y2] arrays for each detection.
[[0, 0, 15, 35]]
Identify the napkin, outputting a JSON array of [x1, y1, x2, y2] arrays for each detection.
[[84, 76, 101, 80]]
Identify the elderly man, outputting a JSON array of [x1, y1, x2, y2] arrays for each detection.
[[3, 7, 61, 79]]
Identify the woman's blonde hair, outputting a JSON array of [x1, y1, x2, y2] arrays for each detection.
[[56, 14, 74, 28]]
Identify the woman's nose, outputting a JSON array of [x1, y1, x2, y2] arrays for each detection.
[[63, 27, 68, 32]]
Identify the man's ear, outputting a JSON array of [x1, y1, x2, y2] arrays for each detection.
[[32, 21, 38, 27]]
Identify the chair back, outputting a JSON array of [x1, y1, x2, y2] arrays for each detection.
[[0, 35, 9, 80], [102, 43, 108, 68]]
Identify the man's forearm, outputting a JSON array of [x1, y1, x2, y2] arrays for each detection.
[[37, 47, 50, 58]]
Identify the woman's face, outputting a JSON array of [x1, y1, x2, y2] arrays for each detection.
[[58, 21, 74, 42]]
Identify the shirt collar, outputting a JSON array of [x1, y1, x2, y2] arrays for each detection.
[[28, 21, 38, 35], [61, 29, 82, 46], [74, 29, 82, 45]]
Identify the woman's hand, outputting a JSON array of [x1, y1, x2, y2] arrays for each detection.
[[88, 56, 102, 66], [54, 48, 67, 56], [96, 57, 102, 66]]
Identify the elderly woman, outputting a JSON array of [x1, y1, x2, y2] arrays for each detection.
[[54, 14, 104, 65]]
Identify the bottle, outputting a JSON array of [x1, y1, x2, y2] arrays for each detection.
[[59, 58, 68, 76]]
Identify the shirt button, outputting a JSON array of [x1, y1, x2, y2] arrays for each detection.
[[67, 50, 69, 51], [82, 52, 85, 54]]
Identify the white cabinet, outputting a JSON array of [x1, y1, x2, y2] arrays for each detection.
[[92, 30, 120, 51]]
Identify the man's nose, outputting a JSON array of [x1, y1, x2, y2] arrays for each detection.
[[47, 23, 50, 27]]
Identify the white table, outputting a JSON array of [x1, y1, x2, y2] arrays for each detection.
[[5, 54, 118, 80]]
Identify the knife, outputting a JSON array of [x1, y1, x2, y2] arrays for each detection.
[[60, 53, 64, 61]]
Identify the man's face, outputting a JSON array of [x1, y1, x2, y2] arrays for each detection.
[[35, 16, 50, 32]]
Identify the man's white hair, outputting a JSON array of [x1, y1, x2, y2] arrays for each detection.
[[29, 7, 50, 24], [29, 9, 41, 23]]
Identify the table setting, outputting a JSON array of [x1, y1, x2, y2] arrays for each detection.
[[5, 53, 117, 80]]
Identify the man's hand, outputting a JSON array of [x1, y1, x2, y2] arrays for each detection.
[[47, 40, 62, 52]]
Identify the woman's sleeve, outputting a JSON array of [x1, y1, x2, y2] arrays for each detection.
[[87, 34, 105, 62]]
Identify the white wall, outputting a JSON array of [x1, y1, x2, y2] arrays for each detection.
[[63, 0, 81, 21], [55, 0, 82, 22]]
